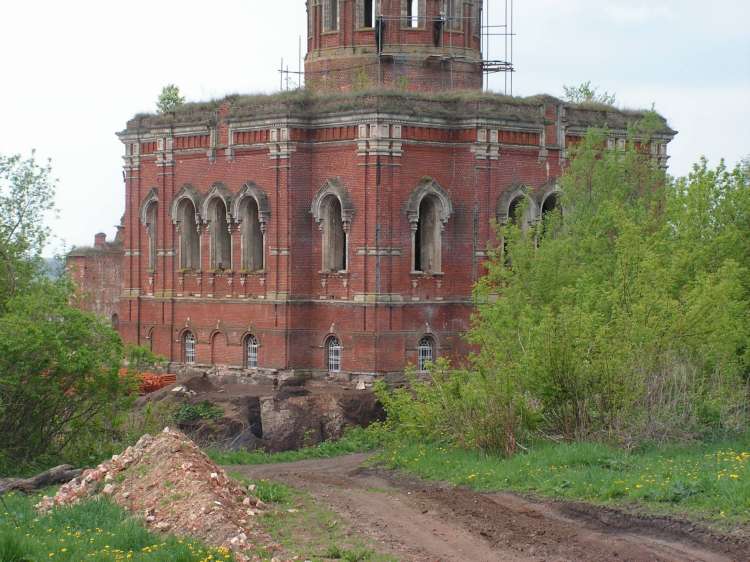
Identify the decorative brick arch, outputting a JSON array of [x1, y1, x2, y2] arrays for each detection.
[[497, 184, 537, 224], [405, 177, 453, 230], [170, 184, 203, 225], [310, 178, 355, 229], [201, 182, 234, 223], [232, 181, 271, 229], [139, 187, 159, 226]]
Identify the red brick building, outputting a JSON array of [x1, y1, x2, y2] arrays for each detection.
[[77, 0, 675, 376]]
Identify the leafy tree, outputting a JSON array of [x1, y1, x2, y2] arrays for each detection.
[[0, 282, 128, 468], [0, 152, 56, 311], [563, 81, 616, 106], [156, 84, 185, 114], [378, 127, 750, 455]]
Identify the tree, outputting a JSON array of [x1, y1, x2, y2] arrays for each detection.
[[0, 281, 128, 468], [563, 81, 616, 106], [156, 84, 185, 114], [0, 152, 56, 311]]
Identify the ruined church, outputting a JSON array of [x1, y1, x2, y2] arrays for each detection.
[[69, 0, 674, 377]]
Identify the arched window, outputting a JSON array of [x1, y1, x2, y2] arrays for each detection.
[[183, 331, 196, 364], [240, 197, 264, 271], [540, 192, 561, 239], [414, 195, 441, 273], [145, 201, 158, 270], [326, 336, 342, 373], [245, 335, 259, 368], [322, 195, 347, 272], [111, 313, 119, 331], [177, 199, 200, 270], [417, 336, 434, 371], [208, 198, 231, 270]]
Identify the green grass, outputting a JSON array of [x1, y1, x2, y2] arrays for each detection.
[[0, 491, 234, 561], [229, 473, 394, 561], [378, 434, 750, 525], [208, 426, 383, 466]]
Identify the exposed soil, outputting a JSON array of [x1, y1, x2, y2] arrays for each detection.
[[230, 453, 750, 562]]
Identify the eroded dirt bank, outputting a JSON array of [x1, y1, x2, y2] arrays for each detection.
[[230, 453, 750, 562]]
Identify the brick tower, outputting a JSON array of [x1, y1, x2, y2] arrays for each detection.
[[62, 0, 677, 380], [306, 0, 483, 92]]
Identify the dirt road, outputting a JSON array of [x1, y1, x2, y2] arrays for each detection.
[[229, 454, 749, 562]]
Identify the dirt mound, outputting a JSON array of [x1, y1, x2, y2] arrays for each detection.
[[37, 428, 279, 561]]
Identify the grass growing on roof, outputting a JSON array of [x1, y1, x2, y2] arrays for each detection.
[[0, 491, 234, 561], [377, 433, 750, 526]]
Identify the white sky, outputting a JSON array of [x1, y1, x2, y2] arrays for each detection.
[[0, 0, 748, 254]]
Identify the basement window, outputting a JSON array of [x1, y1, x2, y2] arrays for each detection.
[[418, 336, 435, 371], [245, 334, 259, 369], [184, 331, 196, 364], [326, 336, 342, 373]]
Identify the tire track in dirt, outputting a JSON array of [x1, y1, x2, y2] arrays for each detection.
[[228, 453, 749, 561]]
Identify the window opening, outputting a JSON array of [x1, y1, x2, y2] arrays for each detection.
[[210, 199, 231, 270], [406, 0, 419, 27], [245, 335, 259, 368], [323, 195, 347, 272], [146, 202, 157, 270], [364, 0, 374, 27], [418, 336, 434, 371], [241, 198, 264, 271], [178, 199, 200, 270], [414, 195, 441, 273], [326, 336, 342, 372], [184, 331, 196, 364]]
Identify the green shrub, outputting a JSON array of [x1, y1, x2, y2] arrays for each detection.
[[174, 401, 224, 423]]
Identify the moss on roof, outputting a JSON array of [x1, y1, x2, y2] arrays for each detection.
[[123, 88, 674, 135], [67, 242, 123, 258]]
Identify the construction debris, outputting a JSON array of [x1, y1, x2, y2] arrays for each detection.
[[36, 428, 279, 561]]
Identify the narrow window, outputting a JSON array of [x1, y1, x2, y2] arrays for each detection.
[[145, 202, 157, 270], [111, 313, 119, 331], [241, 197, 264, 271], [184, 331, 196, 364], [406, 0, 419, 28], [417, 336, 434, 371], [414, 195, 441, 273], [322, 195, 347, 272], [147, 328, 154, 352], [445, 0, 461, 30], [324, 0, 339, 31], [364, 0, 374, 27], [473, 0, 482, 35], [326, 336, 342, 372], [540, 193, 560, 239], [245, 335, 259, 368], [209, 198, 231, 270], [178, 199, 200, 270]]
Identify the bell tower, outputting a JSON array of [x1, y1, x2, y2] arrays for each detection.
[[305, 0, 484, 92]]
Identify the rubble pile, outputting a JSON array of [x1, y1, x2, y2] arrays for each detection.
[[37, 428, 277, 560]]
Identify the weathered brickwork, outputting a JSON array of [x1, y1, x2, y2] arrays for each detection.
[[67, 232, 124, 327], [70, 0, 675, 376]]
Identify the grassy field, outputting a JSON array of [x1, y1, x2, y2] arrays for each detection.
[[0, 492, 233, 562], [377, 433, 750, 526], [208, 426, 382, 466]]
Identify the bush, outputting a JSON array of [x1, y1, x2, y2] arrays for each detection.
[[378, 122, 750, 454], [0, 282, 129, 472], [174, 401, 224, 424]]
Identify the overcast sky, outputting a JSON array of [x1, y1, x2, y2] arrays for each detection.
[[0, 0, 748, 254]]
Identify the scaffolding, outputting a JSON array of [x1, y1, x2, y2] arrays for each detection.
[[280, 0, 515, 95]]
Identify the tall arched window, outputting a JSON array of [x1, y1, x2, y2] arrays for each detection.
[[177, 199, 200, 270], [240, 197, 264, 271], [414, 195, 441, 273], [208, 198, 231, 270], [183, 331, 196, 364], [111, 313, 119, 331], [245, 335, 259, 368], [326, 336, 342, 373], [322, 195, 347, 272], [145, 201, 158, 270], [418, 336, 434, 371], [540, 192, 561, 239]]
